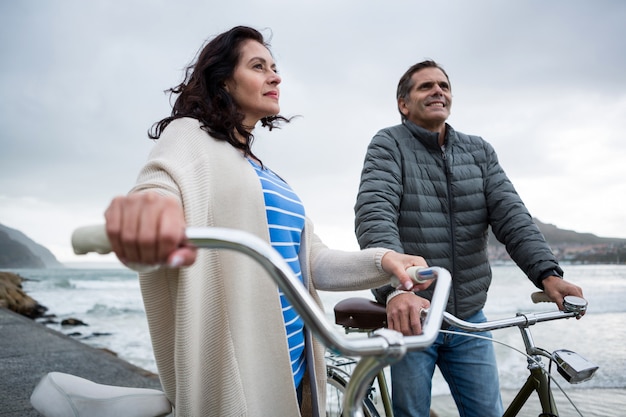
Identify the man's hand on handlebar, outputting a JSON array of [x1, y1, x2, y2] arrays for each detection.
[[542, 276, 586, 318], [378, 252, 433, 335], [386, 293, 430, 336], [104, 192, 197, 269]]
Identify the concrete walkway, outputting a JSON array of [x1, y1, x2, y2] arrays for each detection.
[[0, 307, 164, 417]]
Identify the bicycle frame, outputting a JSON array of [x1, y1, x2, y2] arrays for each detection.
[[505, 345, 557, 416], [441, 302, 593, 416], [70, 225, 452, 417], [332, 294, 596, 417]]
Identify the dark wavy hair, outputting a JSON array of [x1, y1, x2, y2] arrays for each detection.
[[148, 26, 290, 161], [396, 60, 450, 121]]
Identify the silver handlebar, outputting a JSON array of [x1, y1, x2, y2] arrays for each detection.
[[188, 227, 453, 417], [72, 225, 452, 417], [436, 294, 586, 333], [187, 227, 451, 355]]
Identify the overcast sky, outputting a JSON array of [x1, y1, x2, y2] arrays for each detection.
[[1, 0, 625, 264]]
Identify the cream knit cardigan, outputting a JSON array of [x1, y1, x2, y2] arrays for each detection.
[[131, 118, 393, 416]]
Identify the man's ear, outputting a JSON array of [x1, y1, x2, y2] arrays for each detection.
[[398, 98, 409, 117]]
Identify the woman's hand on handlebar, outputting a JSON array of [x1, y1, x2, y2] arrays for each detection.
[[104, 192, 197, 269], [380, 251, 431, 291]]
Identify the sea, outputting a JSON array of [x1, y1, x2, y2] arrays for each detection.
[[10, 263, 626, 416]]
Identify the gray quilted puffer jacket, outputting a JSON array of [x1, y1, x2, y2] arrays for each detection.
[[355, 120, 562, 319]]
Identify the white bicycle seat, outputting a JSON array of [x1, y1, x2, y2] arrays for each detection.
[[30, 372, 172, 417]]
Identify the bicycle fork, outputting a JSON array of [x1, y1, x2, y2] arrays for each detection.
[[503, 325, 558, 417]]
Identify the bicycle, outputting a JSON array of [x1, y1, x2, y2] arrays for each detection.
[[327, 292, 597, 417], [30, 225, 452, 417]]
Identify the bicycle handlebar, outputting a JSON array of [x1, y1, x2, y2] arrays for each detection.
[[436, 294, 586, 333], [71, 225, 451, 357], [73, 224, 451, 417]]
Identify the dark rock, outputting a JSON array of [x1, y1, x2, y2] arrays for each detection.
[[0, 271, 48, 318], [81, 332, 113, 340], [61, 318, 88, 326]]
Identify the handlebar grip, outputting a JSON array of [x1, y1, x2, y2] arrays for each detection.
[[407, 266, 437, 284], [532, 292, 588, 315], [71, 224, 111, 255], [531, 291, 553, 303], [390, 266, 437, 288]]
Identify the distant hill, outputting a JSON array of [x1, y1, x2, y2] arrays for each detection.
[[0, 224, 64, 268], [1, 219, 624, 268], [533, 218, 626, 245], [489, 218, 626, 264]]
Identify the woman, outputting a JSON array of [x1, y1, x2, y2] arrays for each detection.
[[104, 26, 431, 417]]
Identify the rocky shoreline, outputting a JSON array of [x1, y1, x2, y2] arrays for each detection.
[[0, 270, 115, 348], [0, 271, 48, 319]]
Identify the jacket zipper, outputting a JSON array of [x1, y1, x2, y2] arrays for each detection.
[[442, 149, 458, 318]]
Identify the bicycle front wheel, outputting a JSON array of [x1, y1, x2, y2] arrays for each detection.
[[326, 364, 381, 417]]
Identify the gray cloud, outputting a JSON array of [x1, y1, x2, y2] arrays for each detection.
[[1, 0, 625, 261]]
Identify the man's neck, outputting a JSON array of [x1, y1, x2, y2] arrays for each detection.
[[405, 119, 448, 146], [423, 123, 446, 146], [436, 125, 446, 147]]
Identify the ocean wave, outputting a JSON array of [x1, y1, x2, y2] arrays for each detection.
[[68, 279, 140, 290], [87, 303, 145, 316]]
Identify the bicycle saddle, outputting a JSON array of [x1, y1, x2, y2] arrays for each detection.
[[30, 372, 172, 417], [334, 297, 388, 330]]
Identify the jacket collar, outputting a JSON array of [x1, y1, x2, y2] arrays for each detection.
[[402, 119, 455, 150]]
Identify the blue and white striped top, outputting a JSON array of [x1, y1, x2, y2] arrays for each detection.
[[248, 159, 307, 389]]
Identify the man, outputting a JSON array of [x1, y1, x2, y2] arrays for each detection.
[[354, 60, 585, 417]]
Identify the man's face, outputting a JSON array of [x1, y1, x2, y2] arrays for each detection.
[[399, 67, 452, 131]]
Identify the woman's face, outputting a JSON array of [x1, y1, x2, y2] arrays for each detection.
[[225, 39, 281, 128]]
